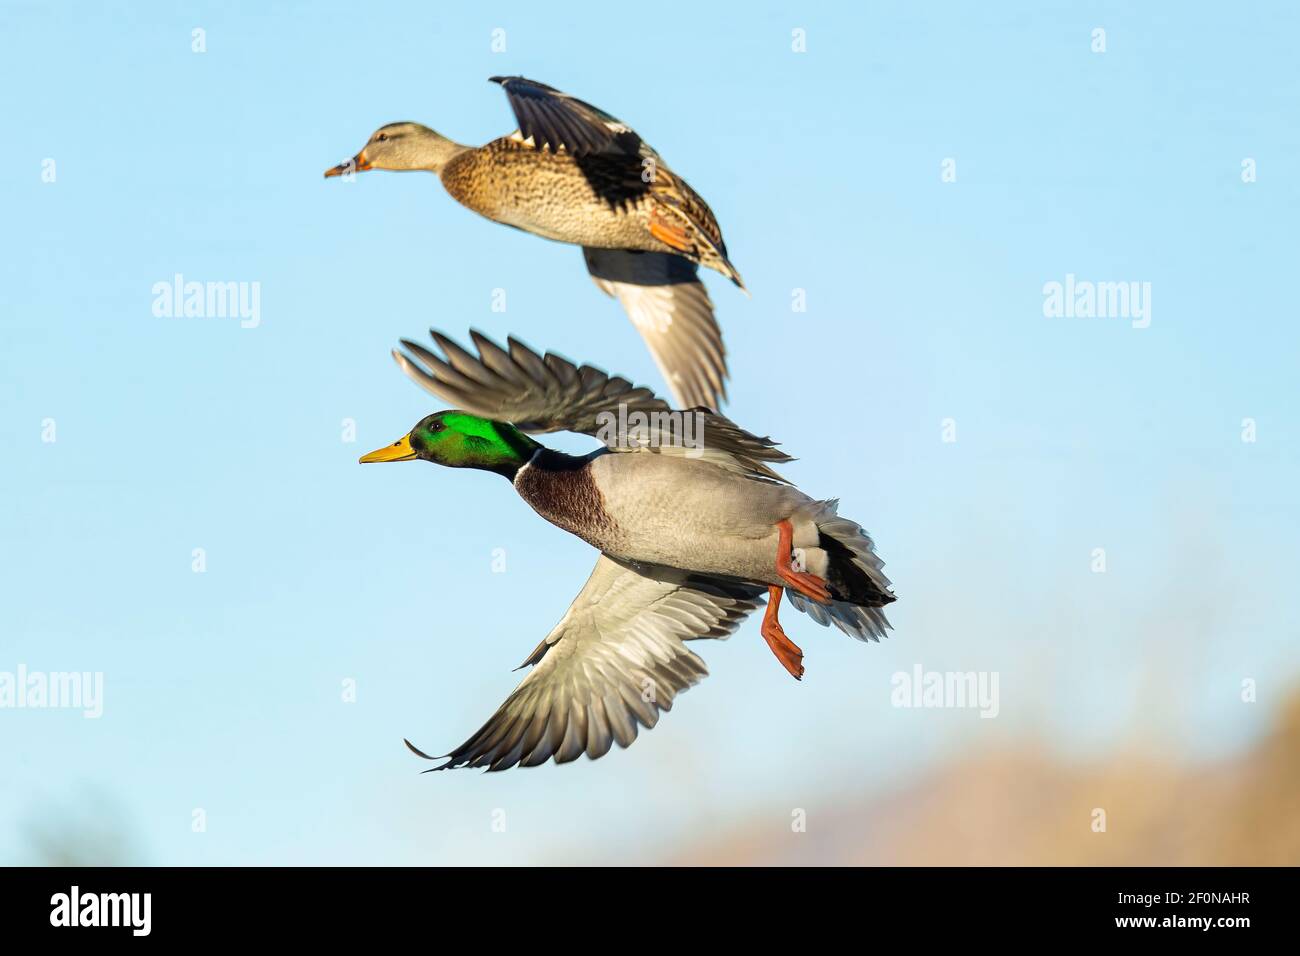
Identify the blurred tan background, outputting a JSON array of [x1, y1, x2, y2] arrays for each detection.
[[655, 689, 1300, 866]]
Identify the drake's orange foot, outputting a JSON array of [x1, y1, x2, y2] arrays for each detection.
[[774, 518, 832, 604], [761, 585, 804, 680]]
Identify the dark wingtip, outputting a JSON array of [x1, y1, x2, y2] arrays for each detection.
[[725, 264, 749, 295], [403, 737, 439, 760], [405, 738, 461, 772]]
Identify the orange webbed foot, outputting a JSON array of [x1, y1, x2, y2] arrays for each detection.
[[774, 518, 832, 605], [762, 585, 804, 680]]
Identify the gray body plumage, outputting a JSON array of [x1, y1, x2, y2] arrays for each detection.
[[393, 331, 896, 771], [515, 449, 820, 583]]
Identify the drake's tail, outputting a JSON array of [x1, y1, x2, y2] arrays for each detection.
[[788, 500, 895, 642]]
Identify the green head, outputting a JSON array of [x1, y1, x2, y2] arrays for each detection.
[[359, 411, 539, 479]]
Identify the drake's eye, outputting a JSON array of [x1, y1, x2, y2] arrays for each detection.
[[430, 421, 445, 433]]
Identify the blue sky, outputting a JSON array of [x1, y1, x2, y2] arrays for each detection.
[[1, 1, 1297, 864]]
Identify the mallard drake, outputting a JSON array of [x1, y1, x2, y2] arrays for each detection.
[[361, 330, 896, 771], [325, 76, 744, 411]]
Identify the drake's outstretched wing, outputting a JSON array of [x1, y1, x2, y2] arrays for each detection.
[[491, 75, 643, 158], [394, 328, 667, 435], [405, 556, 764, 771], [394, 330, 792, 482]]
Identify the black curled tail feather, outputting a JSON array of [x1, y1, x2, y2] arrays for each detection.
[[822, 531, 896, 608], [787, 500, 896, 643]]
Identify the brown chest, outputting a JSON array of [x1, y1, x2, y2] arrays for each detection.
[[513, 455, 622, 549]]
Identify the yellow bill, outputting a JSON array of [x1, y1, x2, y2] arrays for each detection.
[[359, 434, 417, 463]]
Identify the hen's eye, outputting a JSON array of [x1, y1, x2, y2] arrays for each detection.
[[376, 132, 389, 142]]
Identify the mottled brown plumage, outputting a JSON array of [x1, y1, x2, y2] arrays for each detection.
[[439, 137, 658, 250], [324, 76, 744, 411]]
